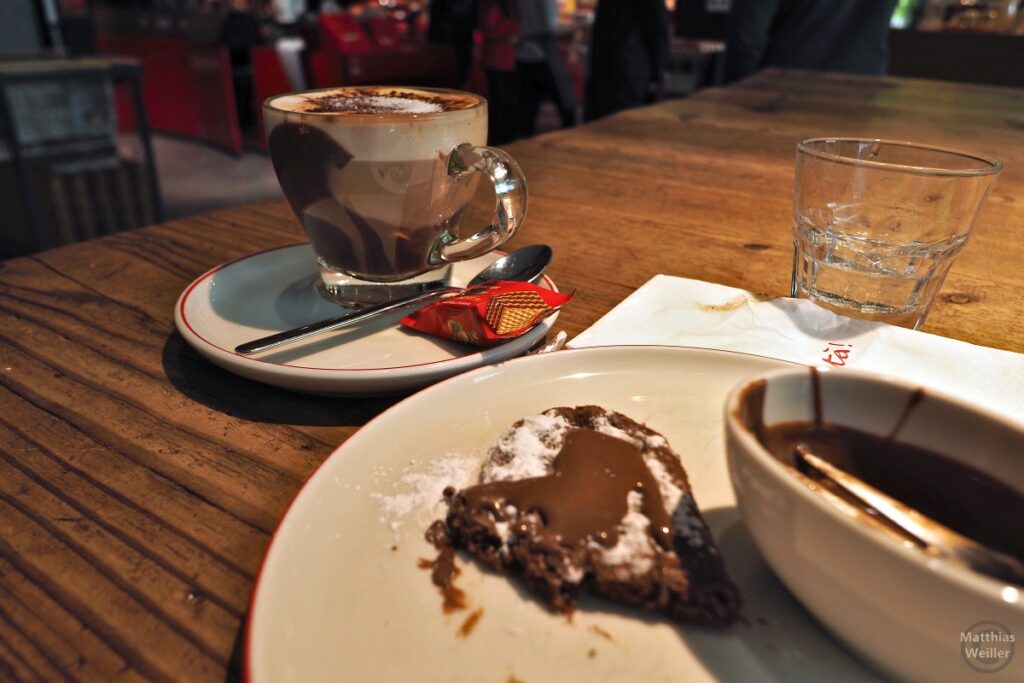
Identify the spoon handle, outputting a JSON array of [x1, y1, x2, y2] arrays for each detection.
[[234, 287, 457, 355]]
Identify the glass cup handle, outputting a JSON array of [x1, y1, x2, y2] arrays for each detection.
[[436, 143, 528, 263]]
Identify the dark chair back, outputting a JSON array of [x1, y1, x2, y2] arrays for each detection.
[[0, 57, 162, 256]]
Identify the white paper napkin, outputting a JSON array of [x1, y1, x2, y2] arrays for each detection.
[[569, 275, 1024, 422]]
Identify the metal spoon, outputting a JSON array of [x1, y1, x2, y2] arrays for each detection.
[[794, 444, 1024, 587], [235, 245, 553, 355]]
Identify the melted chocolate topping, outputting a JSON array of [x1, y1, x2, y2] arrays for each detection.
[[460, 429, 673, 550]]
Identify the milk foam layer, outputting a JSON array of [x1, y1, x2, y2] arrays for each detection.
[[264, 87, 486, 163], [270, 87, 480, 116]]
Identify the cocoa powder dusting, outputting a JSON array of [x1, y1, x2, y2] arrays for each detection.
[[299, 88, 477, 114]]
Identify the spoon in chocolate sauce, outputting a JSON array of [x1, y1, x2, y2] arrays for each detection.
[[794, 444, 1024, 587], [235, 244, 552, 355]]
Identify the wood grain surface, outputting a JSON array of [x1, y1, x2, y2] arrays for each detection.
[[1, 68, 1022, 681]]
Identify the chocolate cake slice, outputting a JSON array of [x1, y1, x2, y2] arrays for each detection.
[[426, 406, 741, 626]]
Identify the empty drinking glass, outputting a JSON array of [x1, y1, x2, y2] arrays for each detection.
[[792, 138, 1001, 329]]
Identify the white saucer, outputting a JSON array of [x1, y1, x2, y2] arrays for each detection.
[[173, 244, 560, 395]]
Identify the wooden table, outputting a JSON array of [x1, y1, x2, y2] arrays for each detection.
[[1, 68, 1022, 681]]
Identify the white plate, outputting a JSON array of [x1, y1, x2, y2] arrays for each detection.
[[246, 346, 888, 683], [174, 244, 559, 395]]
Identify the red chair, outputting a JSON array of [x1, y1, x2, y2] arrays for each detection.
[[251, 46, 296, 145], [251, 47, 293, 103], [307, 12, 457, 90], [97, 34, 241, 155], [366, 17, 401, 51], [308, 50, 345, 88], [319, 14, 373, 56]]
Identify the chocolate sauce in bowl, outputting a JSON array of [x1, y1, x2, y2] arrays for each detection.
[[741, 371, 1024, 562], [762, 420, 1024, 561]]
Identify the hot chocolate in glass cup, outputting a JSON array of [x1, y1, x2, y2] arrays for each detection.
[[263, 86, 527, 307]]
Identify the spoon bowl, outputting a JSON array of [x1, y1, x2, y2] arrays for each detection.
[[235, 245, 553, 355], [469, 244, 552, 286]]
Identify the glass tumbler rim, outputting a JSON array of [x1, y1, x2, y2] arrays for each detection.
[[797, 137, 1002, 178]]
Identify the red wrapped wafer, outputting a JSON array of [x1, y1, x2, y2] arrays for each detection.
[[400, 281, 572, 347]]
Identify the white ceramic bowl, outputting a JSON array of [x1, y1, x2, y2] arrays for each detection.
[[724, 368, 1024, 683]]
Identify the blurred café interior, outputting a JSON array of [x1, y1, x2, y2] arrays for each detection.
[[1, 0, 1022, 258], [2, 1, 1024, 680]]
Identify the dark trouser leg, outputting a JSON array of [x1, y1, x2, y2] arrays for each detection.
[[486, 69, 519, 145], [516, 60, 545, 139]]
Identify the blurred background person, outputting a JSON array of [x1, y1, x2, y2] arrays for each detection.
[[429, 0, 478, 86], [479, 0, 522, 144], [585, 0, 669, 122], [270, 0, 308, 25], [222, 0, 264, 134], [318, 0, 344, 13], [514, 0, 576, 138], [725, 0, 900, 83]]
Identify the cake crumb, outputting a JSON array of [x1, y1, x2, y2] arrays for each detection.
[[457, 608, 484, 638]]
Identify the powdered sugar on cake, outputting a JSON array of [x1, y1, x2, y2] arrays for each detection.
[[597, 490, 655, 574], [480, 412, 572, 481], [372, 454, 478, 531]]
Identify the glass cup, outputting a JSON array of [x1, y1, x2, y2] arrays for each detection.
[[792, 138, 1001, 329], [263, 86, 527, 306]]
